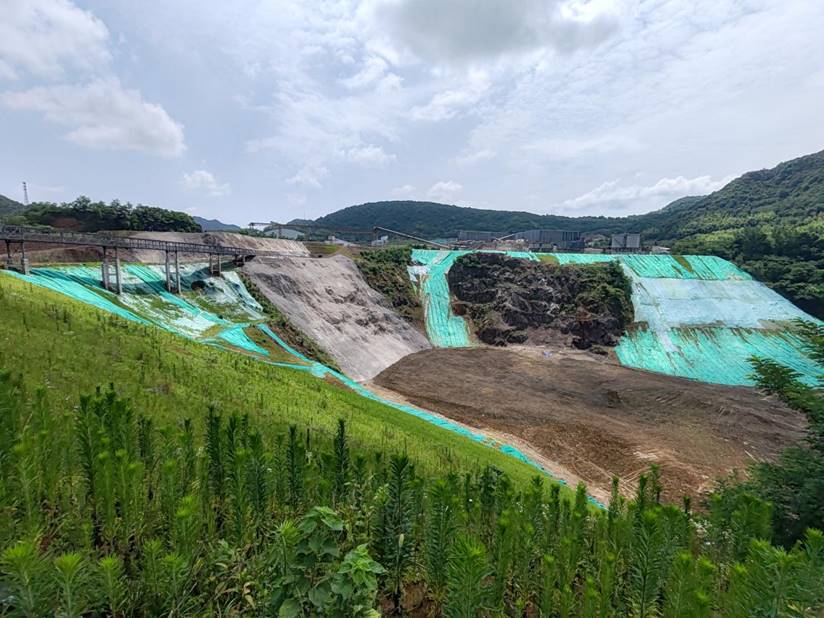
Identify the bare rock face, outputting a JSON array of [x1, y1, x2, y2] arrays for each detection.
[[447, 253, 632, 349]]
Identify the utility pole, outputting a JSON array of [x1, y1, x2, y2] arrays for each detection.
[[22, 182, 29, 206]]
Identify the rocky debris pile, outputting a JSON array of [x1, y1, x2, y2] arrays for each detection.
[[447, 253, 633, 349]]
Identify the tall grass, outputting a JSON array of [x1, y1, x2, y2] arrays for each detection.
[[0, 375, 821, 615]]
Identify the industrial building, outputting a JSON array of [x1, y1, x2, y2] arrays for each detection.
[[611, 233, 642, 252], [457, 229, 583, 251], [512, 229, 583, 251]]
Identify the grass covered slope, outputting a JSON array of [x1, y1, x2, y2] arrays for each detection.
[[0, 274, 543, 486], [1, 275, 823, 615]]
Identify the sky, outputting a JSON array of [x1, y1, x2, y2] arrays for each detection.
[[1, 0, 824, 226]]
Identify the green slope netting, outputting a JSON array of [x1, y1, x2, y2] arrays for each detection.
[[410, 249, 538, 347], [2, 264, 598, 504], [411, 250, 822, 386]]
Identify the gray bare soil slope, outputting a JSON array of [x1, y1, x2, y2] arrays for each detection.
[[243, 255, 430, 381]]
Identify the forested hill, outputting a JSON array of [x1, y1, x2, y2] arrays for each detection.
[[315, 200, 638, 238], [317, 150, 824, 242], [1, 196, 201, 232], [0, 194, 26, 219], [318, 149, 824, 317]]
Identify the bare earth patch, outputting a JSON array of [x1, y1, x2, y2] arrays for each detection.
[[373, 346, 805, 501]]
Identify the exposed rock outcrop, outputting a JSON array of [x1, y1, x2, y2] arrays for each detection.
[[447, 253, 633, 349]]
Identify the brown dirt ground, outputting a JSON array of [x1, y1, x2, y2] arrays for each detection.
[[373, 347, 806, 502]]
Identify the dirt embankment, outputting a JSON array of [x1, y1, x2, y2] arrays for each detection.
[[374, 347, 805, 501], [448, 253, 633, 350], [243, 255, 431, 382]]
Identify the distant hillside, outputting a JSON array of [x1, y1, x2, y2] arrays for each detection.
[[21, 196, 201, 233], [318, 149, 824, 317], [0, 194, 26, 219], [315, 200, 637, 238], [193, 216, 240, 231]]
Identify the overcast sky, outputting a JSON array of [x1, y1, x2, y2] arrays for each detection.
[[2, 0, 823, 225]]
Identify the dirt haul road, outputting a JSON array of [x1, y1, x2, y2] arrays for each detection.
[[374, 347, 805, 501], [244, 255, 430, 382]]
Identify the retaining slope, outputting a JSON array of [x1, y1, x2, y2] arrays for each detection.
[[243, 255, 431, 382], [411, 250, 822, 386]]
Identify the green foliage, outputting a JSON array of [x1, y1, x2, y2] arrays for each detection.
[[19, 195, 201, 232], [356, 245, 422, 323], [712, 322, 824, 554], [0, 193, 26, 220], [0, 377, 822, 614]]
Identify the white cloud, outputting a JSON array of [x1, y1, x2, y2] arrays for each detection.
[[411, 71, 490, 122], [374, 0, 618, 65], [340, 56, 388, 89], [554, 174, 734, 215], [428, 180, 463, 202], [182, 170, 230, 197], [525, 134, 642, 161], [454, 148, 496, 166], [287, 163, 329, 189], [0, 0, 110, 79], [340, 144, 396, 168], [391, 184, 416, 197], [1, 79, 186, 156]]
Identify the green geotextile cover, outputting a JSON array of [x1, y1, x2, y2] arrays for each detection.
[[410, 249, 538, 347], [2, 264, 601, 505], [410, 250, 822, 386]]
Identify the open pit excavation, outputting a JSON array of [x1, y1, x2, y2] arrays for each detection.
[[2, 236, 822, 502]]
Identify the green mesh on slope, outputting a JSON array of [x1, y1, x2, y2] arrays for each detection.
[[410, 250, 472, 347], [413, 251, 821, 385], [0, 266, 600, 506], [410, 249, 538, 348]]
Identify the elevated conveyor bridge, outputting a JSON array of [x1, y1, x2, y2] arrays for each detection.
[[0, 224, 271, 294]]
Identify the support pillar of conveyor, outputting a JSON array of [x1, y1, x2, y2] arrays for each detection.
[[3, 240, 10, 270], [174, 251, 181, 294], [114, 248, 122, 295], [101, 246, 110, 291], [20, 241, 29, 275], [165, 250, 172, 292]]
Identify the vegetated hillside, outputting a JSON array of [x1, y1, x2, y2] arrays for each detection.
[[315, 200, 635, 238], [0, 193, 26, 219], [356, 246, 422, 324], [0, 273, 540, 485], [193, 215, 241, 231], [17, 195, 201, 232], [319, 149, 824, 317], [1, 275, 823, 615]]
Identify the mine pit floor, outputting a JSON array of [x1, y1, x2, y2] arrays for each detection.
[[373, 346, 805, 502]]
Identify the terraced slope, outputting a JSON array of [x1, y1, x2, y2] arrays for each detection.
[[411, 250, 822, 386]]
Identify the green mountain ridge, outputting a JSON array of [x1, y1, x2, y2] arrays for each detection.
[[0, 194, 26, 219], [192, 215, 241, 231], [317, 148, 824, 317]]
